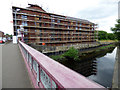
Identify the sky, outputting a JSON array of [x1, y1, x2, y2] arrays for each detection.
[[0, 0, 119, 34]]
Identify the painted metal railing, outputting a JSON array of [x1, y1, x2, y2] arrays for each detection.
[[18, 41, 106, 88]]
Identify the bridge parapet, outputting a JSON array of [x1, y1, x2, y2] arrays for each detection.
[[18, 41, 105, 89]]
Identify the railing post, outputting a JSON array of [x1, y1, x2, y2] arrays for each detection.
[[27, 52, 29, 62]]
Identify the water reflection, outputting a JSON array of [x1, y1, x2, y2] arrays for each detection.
[[61, 59, 97, 77], [59, 47, 116, 88], [88, 47, 117, 88]]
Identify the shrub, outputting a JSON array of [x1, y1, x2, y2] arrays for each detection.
[[62, 47, 79, 61]]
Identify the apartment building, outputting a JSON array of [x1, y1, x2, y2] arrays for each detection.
[[12, 4, 97, 47]]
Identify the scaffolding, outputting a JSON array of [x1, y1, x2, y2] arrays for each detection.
[[12, 4, 98, 51]]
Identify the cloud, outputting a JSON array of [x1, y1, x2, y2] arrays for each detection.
[[0, 0, 119, 34], [76, 1, 117, 20], [72, 0, 119, 32]]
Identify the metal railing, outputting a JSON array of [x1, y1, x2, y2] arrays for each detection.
[[18, 41, 105, 88]]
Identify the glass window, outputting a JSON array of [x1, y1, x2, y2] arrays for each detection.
[[51, 19, 55, 22], [51, 24, 54, 27], [22, 15, 27, 19], [22, 21, 27, 26], [80, 23, 82, 26], [24, 29, 28, 35], [35, 22, 36, 26], [39, 23, 42, 27], [68, 26, 70, 29], [76, 27, 78, 30], [76, 22, 78, 26], [57, 19, 60, 23], [39, 15, 41, 21]]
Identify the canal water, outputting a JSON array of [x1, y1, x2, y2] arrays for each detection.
[[58, 47, 117, 88], [88, 47, 117, 88]]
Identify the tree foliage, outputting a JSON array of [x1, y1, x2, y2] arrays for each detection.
[[107, 33, 115, 40], [98, 31, 108, 40], [62, 47, 79, 61], [98, 31, 115, 40], [111, 19, 120, 40]]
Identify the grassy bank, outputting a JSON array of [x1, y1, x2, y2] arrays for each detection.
[[98, 40, 118, 43]]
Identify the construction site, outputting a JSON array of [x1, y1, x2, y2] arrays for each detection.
[[12, 4, 98, 53]]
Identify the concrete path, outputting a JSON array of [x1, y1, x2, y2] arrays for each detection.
[[2, 42, 32, 88]]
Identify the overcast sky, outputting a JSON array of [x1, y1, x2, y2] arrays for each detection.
[[0, 0, 119, 34]]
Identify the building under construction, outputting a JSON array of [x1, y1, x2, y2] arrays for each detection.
[[12, 4, 97, 52]]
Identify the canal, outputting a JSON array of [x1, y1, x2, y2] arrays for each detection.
[[56, 46, 117, 88], [88, 47, 117, 88]]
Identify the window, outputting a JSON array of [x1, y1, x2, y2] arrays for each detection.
[[57, 19, 60, 23], [40, 33, 42, 37], [39, 15, 41, 21], [68, 26, 70, 29], [24, 29, 28, 35], [24, 29, 27, 32], [43, 23, 46, 26], [51, 19, 55, 22], [76, 22, 78, 26], [35, 22, 36, 26], [80, 23, 82, 26], [76, 27, 78, 30], [39, 17, 41, 21], [39, 23, 42, 27], [24, 21, 27, 26], [22, 21, 27, 26], [51, 24, 54, 27], [21, 15, 27, 19]]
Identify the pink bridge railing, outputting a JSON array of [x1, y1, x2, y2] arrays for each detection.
[[18, 41, 105, 89]]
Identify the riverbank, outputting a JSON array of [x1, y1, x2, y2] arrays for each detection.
[[49, 43, 117, 88], [50, 43, 116, 62]]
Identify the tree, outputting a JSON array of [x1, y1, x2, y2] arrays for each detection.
[[111, 19, 120, 41], [98, 31, 108, 40], [107, 33, 115, 40]]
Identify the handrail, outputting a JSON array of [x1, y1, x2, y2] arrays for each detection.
[[18, 40, 105, 88]]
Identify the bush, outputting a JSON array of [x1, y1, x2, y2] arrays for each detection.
[[62, 47, 79, 61]]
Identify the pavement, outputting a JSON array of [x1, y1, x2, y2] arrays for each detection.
[[2, 42, 32, 88], [112, 46, 120, 89]]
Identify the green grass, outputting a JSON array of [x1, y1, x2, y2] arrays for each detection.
[[99, 44, 114, 50], [98, 40, 118, 42]]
